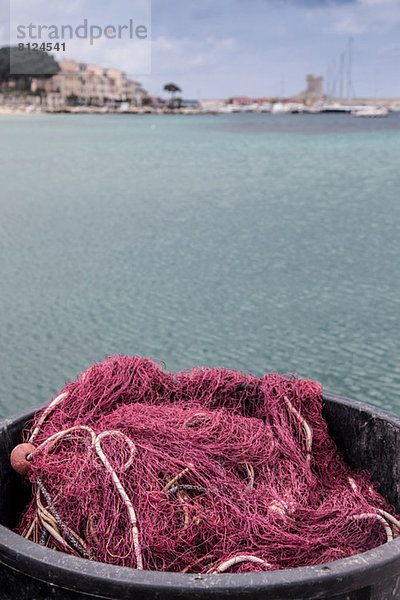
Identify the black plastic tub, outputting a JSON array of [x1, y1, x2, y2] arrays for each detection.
[[1, 392, 400, 600]]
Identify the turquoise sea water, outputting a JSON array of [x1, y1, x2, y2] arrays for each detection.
[[0, 113, 399, 418]]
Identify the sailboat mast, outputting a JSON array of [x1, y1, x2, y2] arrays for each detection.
[[339, 52, 345, 99], [347, 37, 353, 101]]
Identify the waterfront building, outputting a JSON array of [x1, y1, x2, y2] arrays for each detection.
[[31, 60, 145, 107], [295, 74, 324, 104], [199, 98, 227, 111]]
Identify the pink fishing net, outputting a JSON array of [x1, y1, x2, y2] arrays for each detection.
[[15, 355, 400, 573]]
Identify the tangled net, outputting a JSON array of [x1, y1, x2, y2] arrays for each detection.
[[15, 355, 400, 574]]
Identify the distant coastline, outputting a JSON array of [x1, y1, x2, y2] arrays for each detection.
[[2, 51, 400, 117], [0, 105, 213, 116], [1, 101, 399, 117]]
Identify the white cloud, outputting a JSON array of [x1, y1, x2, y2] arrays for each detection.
[[306, 0, 400, 34], [328, 14, 369, 34], [58, 33, 235, 79], [150, 35, 236, 72], [61, 36, 151, 74], [362, 0, 398, 5], [9, 0, 91, 21]]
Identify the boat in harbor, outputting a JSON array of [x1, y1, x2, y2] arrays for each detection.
[[319, 103, 352, 114], [351, 106, 389, 118]]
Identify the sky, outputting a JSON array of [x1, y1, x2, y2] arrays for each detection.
[[1, 0, 400, 98]]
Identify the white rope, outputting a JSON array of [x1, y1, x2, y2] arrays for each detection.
[[164, 466, 192, 491], [29, 392, 68, 443], [38, 510, 73, 552], [28, 425, 96, 460], [28, 391, 143, 566], [348, 476, 358, 492], [206, 555, 271, 574], [283, 396, 313, 463], [94, 430, 143, 569], [350, 513, 393, 542], [377, 509, 400, 533], [244, 462, 255, 489], [36, 489, 86, 556], [347, 478, 399, 538], [267, 499, 290, 517]]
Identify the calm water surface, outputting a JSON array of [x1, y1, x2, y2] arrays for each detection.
[[0, 112, 399, 417]]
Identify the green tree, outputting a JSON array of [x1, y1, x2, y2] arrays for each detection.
[[163, 82, 181, 108], [0, 46, 60, 92]]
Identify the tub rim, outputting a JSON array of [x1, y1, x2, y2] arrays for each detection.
[[1, 392, 400, 598]]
